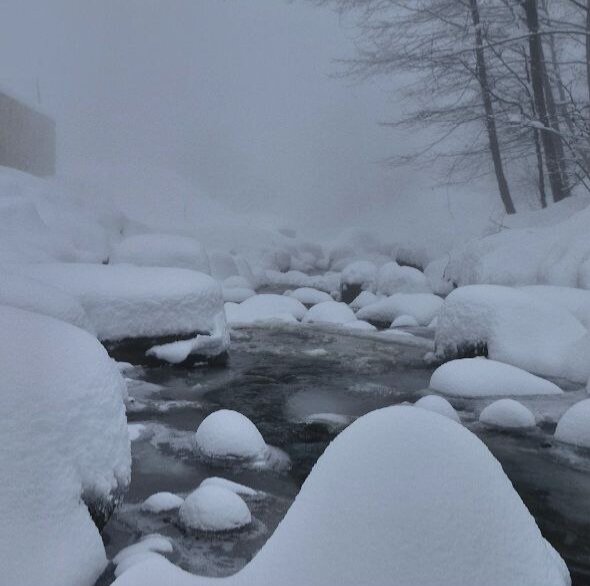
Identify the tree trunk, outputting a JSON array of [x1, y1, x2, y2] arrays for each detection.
[[470, 0, 516, 214]]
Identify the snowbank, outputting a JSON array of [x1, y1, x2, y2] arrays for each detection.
[[179, 485, 251, 532], [302, 301, 356, 325], [112, 406, 568, 586], [479, 399, 536, 430], [430, 358, 563, 398], [0, 306, 130, 586], [110, 233, 210, 273], [225, 294, 307, 326], [285, 287, 333, 305], [376, 262, 430, 295], [195, 410, 268, 462], [357, 293, 443, 326], [554, 399, 590, 449], [414, 395, 460, 422], [435, 285, 589, 382]]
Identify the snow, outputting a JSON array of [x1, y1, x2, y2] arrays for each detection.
[[200, 477, 258, 497], [263, 269, 341, 294], [110, 233, 210, 273], [424, 256, 454, 296], [349, 290, 379, 310], [0, 306, 130, 586], [375, 261, 431, 295], [414, 395, 460, 423], [554, 399, 590, 449], [430, 358, 563, 398], [7, 262, 227, 344], [302, 301, 356, 325], [141, 492, 185, 514], [520, 285, 590, 329], [285, 287, 333, 305], [224, 294, 307, 326], [179, 485, 252, 532], [357, 293, 443, 326], [0, 270, 93, 332], [341, 260, 377, 289], [479, 399, 536, 430], [391, 314, 419, 328], [128, 423, 146, 442], [113, 535, 174, 566], [195, 410, 268, 461], [435, 285, 589, 382], [111, 406, 568, 586], [115, 553, 169, 579], [343, 319, 377, 331], [223, 286, 256, 303]]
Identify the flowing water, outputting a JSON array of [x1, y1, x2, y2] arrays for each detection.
[[98, 326, 590, 585]]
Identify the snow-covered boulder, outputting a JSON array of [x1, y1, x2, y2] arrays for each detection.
[[341, 260, 377, 301], [111, 406, 569, 586], [195, 410, 268, 462], [0, 271, 93, 332], [0, 306, 131, 586], [225, 294, 307, 326], [430, 358, 563, 398], [391, 314, 419, 328], [7, 263, 229, 362], [179, 485, 251, 532], [141, 492, 184, 514], [479, 399, 536, 430], [424, 256, 454, 296], [343, 320, 377, 332], [349, 290, 379, 310], [200, 477, 257, 497], [285, 287, 333, 306], [110, 233, 210, 273], [554, 399, 590, 449], [520, 285, 590, 330], [414, 395, 460, 423], [435, 285, 589, 382], [302, 301, 356, 325], [222, 286, 256, 303], [376, 261, 430, 295], [357, 293, 443, 326]]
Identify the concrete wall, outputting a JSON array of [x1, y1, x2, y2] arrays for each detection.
[[0, 91, 56, 176]]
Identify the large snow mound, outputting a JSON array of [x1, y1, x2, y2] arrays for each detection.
[[357, 293, 442, 326], [110, 233, 210, 273], [6, 263, 226, 342], [479, 399, 536, 430], [435, 285, 589, 382], [112, 406, 568, 586], [0, 306, 130, 586], [225, 294, 307, 326], [430, 358, 563, 398], [554, 399, 590, 449], [302, 301, 356, 325], [0, 271, 93, 332]]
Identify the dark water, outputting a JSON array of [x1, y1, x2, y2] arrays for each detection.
[[99, 326, 590, 585]]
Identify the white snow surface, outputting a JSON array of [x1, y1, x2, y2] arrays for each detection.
[[520, 285, 590, 329], [113, 535, 174, 566], [200, 477, 258, 497], [302, 301, 356, 325], [225, 294, 307, 326], [112, 406, 568, 586], [110, 233, 210, 273], [0, 306, 130, 586], [285, 287, 333, 305], [141, 492, 185, 514], [376, 261, 431, 295], [414, 395, 460, 422], [195, 410, 268, 461], [435, 285, 589, 382], [357, 293, 443, 326], [391, 314, 419, 328], [179, 485, 252, 532], [223, 287, 256, 303], [555, 399, 590, 449], [430, 358, 563, 398], [479, 399, 536, 429], [349, 290, 379, 310], [6, 262, 226, 342], [341, 260, 377, 289]]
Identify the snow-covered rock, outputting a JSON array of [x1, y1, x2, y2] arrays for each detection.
[[302, 301, 356, 325], [343, 319, 377, 331], [225, 294, 307, 326], [414, 395, 460, 423], [349, 290, 379, 310], [285, 287, 333, 305], [376, 261, 430, 295], [341, 260, 377, 290], [554, 399, 590, 449], [114, 535, 174, 566], [179, 485, 252, 532], [357, 293, 443, 326], [110, 233, 210, 273], [0, 306, 130, 586], [521, 285, 590, 329], [424, 256, 454, 296], [141, 492, 184, 514], [430, 358, 563, 398], [223, 287, 256, 303], [479, 399, 536, 430], [112, 406, 569, 586], [391, 314, 419, 328], [195, 410, 268, 462], [200, 477, 257, 497], [435, 285, 589, 382], [263, 269, 341, 294]]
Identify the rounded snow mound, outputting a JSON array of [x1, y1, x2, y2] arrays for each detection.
[[111, 406, 568, 586], [226, 294, 306, 325], [479, 399, 536, 430], [391, 314, 419, 328], [0, 306, 131, 586], [376, 261, 430, 295], [222, 286, 256, 304], [357, 292, 442, 326], [431, 358, 563, 398], [111, 233, 210, 273], [141, 492, 184, 514], [341, 260, 377, 288], [302, 300, 356, 325], [179, 485, 252, 532], [195, 410, 268, 462], [414, 395, 460, 423], [555, 399, 590, 449], [286, 287, 333, 305]]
